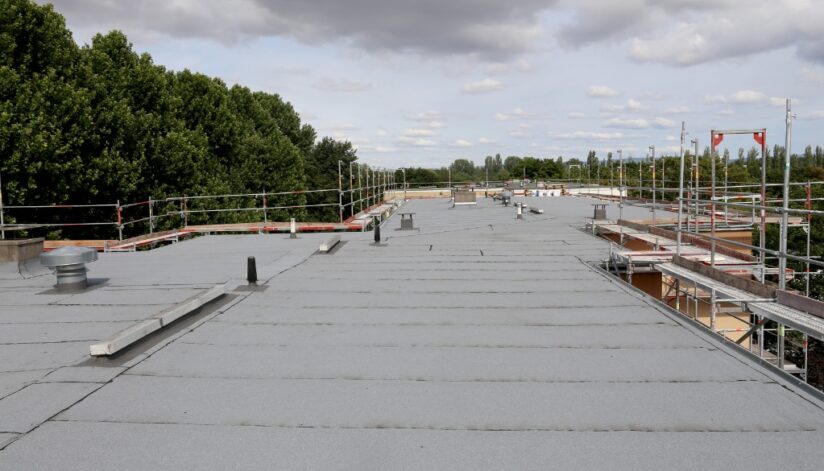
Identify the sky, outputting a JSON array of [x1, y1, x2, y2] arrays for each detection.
[[42, 0, 824, 168]]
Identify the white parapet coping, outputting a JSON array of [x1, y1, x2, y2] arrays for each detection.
[[89, 283, 226, 356], [319, 234, 341, 253]]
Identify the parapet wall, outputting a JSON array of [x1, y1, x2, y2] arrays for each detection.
[[0, 238, 44, 262]]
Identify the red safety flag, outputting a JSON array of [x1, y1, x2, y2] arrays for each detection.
[[712, 132, 724, 147], [753, 132, 765, 145]]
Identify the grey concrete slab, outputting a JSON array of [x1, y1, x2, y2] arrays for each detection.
[[0, 322, 133, 344], [54, 287, 208, 306], [179, 323, 706, 349], [0, 343, 89, 372], [0, 305, 160, 324], [40, 366, 125, 384], [5, 421, 824, 471], [213, 304, 676, 326], [59, 375, 823, 432], [0, 382, 100, 433], [241, 291, 641, 309], [5, 422, 824, 471], [0, 290, 73, 306], [85, 234, 322, 286], [129, 343, 761, 382], [265, 278, 620, 293], [0, 370, 48, 400], [0, 433, 17, 450], [275, 269, 605, 281]]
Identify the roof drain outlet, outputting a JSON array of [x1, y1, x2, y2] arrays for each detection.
[[40, 246, 98, 291]]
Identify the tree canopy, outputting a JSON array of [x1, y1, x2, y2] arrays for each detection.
[[0, 0, 359, 236]]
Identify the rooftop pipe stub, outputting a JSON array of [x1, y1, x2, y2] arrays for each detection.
[[40, 246, 98, 291]]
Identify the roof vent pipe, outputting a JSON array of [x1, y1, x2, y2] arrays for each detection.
[[40, 246, 98, 291]]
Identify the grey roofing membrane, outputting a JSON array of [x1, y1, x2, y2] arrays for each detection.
[[1, 196, 824, 470]]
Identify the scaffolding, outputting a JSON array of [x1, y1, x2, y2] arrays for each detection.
[[591, 105, 824, 391]]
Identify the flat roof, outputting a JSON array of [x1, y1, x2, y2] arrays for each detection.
[[1, 196, 824, 470]]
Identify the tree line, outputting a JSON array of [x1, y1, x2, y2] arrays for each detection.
[[0, 0, 357, 238], [398, 145, 824, 187]]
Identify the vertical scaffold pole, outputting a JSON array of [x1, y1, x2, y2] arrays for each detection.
[[760, 131, 767, 283], [710, 289, 717, 332], [710, 132, 717, 268], [338, 160, 343, 224], [358, 164, 363, 213], [116, 200, 123, 241], [651, 145, 656, 228], [183, 196, 188, 228], [349, 161, 354, 219], [779, 100, 793, 290], [676, 122, 686, 256], [149, 196, 154, 234], [806, 182, 812, 296], [262, 189, 268, 225], [693, 138, 699, 234], [618, 149, 623, 246]]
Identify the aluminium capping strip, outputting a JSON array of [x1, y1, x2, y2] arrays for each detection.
[[656, 262, 824, 342]]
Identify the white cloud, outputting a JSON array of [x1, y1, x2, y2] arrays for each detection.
[[463, 78, 503, 94], [604, 118, 650, 129], [454, 139, 473, 147], [398, 136, 436, 147], [704, 90, 790, 107], [357, 142, 399, 154], [638, 92, 667, 101], [376, 128, 387, 137], [406, 112, 447, 129], [508, 124, 530, 139], [651, 117, 676, 128], [484, 59, 535, 75], [52, 0, 824, 71], [408, 111, 442, 121], [600, 99, 648, 113], [717, 109, 735, 116], [664, 106, 690, 114], [495, 107, 536, 121], [567, 111, 588, 119], [587, 85, 621, 98], [402, 128, 435, 137], [807, 111, 824, 120], [730, 90, 768, 104], [601, 104, 625, 113], [769, 97, 789, 107], [626, 98, 645, 112], [554, 131, 625, 141], [627, 1, 824, 66], [478, 137, 495, 144]]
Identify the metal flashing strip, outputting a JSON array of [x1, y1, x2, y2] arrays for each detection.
[[656, 262, 824, 342], [89, 283, 226, 356]]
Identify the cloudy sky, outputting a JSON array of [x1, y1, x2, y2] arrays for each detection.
[[44, 0, 824, 168]]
